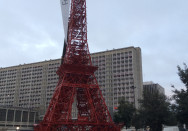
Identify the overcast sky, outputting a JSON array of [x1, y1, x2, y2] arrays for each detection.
[[0, 0, 188, 96]]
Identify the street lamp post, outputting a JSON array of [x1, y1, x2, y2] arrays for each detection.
[[16, 127, 20, 131]]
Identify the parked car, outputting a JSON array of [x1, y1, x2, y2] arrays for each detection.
[[163, 126, 179, 131]]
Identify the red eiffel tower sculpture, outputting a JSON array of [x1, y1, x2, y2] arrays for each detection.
[[35, 0, 120, 130]]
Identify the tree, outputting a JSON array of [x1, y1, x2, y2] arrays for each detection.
[[132, 112, 144, 129], [136, 90, 176, 131], [172, 63, 188, 128], [113, 99, 136, 128]]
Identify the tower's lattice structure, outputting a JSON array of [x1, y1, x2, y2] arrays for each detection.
[[35, 0, 119, 130]]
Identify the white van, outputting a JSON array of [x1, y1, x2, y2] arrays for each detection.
[[163, 126, 179, 131]]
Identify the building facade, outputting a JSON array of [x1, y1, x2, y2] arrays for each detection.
[[0, 47, 143, 118], [91, 47, 143, 110], [0, 59, 61, 118], [0, 106, 38, 131], [143, 81, 165, 95]]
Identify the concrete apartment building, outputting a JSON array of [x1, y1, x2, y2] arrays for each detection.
[[143, 81, 165, 95], [0, 46, 143, 119], [91, 47, 143, 110], [0, 59, 61, 118]]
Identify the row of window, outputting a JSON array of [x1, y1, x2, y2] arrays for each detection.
[[49, 63, 60, 66], [92, 55, 133, 61]]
